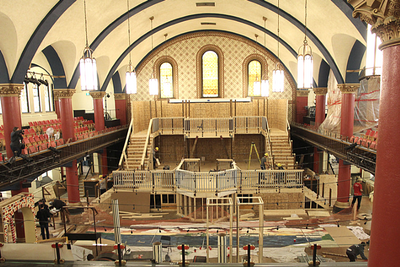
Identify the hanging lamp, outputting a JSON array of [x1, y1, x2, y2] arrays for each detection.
[[273, 0, 284, 93], [149, 16, 158, 96], [261, 16, 269, 97], [80, 0, 98, 91], [297, 0, 313, 89], [125, 0, 137, 94]]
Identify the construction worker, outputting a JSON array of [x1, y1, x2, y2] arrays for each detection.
[[260, 153, 269, 170], [275, 163, 284, 184], [153, 147, 159, 169]]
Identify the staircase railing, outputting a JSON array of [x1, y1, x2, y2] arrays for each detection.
[[118, 118, 134, 169], [262, 117, 274, 169], [140, 118, 154, 170]]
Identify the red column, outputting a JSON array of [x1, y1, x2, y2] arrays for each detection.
[[90, 91, 108, 175], [53, 92, 61, 119], [55, 89, 80, 203], [314, 87, 327, 128], [296, 90, 309, 123], [368, 44, 400, 266], [0, 84, 23, 158], [333, 84, 358, 211], [313, 88, 327, 173], [115, 93, 127, 125]]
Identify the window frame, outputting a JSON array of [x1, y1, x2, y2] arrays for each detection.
[[242, 54, 269, 98], [247, 59, 263, 97], [21, 82, 30, 113], [196, 45, 224, 98], [159, 61, 174, 99], [32, 83, 41, 113]]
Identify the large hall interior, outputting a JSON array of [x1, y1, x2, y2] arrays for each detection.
[[0, 0, 397, 266]]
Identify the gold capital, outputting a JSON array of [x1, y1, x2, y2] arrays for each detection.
[[338, 83, 359, 94], [313, 87, 327, 95], [89, 91, 106, 99], [349, 0, 400, 49], [0, 83, 24, 97], [296, 89, 310, 97], [53, 89, 76, 98], [114, 93, 126, 100]]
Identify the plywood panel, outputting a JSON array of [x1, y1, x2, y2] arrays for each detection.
[[111, 192, 150, 213]]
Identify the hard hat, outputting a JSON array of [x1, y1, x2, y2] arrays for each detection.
[[357, 178, 362, 182], [99, 175, 103, 179], [277, 163, 282, 167], [155, 147, 159, 151], [264, 153, 268, 156]]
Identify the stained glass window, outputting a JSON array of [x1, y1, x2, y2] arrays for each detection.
[[160, 62, 173, 98], [202, 51, 219, 97], [248, 60, 262, 96]]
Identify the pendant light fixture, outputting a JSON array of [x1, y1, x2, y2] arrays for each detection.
[[261, 16, 269, 97], [297, 0, 313, 89], [149, 16, 158, 96], [80, 0, 98, 91], [125, 0, 137, 94], [273, 0, 284, 93], [253, 34, 261, 96]]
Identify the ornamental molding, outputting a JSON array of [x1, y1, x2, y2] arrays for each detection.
[[338, 83, 359, 93], [89, 91, 106, 99], [53, 89, 76, 98], [0, 83, 24, 96], [313, 87, 327, 95], [296, 90, 310, 97], [349, 0, 400, 49], [114, 93, 126, 100]]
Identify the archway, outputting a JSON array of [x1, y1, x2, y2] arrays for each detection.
[[0, 193, 36, 243]]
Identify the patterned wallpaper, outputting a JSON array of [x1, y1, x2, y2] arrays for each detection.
[[130, 31, 295, 120]]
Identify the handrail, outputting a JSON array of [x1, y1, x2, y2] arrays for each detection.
[[140, 118, 154, 169], [118, 118, 134, 169]]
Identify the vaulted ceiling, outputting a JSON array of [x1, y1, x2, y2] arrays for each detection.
[[0, 0, 367, 91]]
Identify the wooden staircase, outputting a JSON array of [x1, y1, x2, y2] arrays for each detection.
[[124, 133, 153, 170], [269, 131, 295, 169]]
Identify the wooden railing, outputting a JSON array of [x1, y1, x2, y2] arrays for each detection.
[[118, 118, 134, 169], [140, 118, 154, 169], [113, 168, 303, 192]]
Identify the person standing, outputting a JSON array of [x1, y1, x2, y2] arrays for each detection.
[[352, 177, 363, 211], [346, 242, 368, 262], [153, 147, 159, 169], [260, 153, 269, 170], [36, 203, 51, 240]]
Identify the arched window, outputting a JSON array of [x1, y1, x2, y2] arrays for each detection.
[[202, 51, 219, 97], [248, 60, 262, 96], [159, 62, 173, 98]]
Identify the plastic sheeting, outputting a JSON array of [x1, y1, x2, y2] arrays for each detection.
[[319, 71, 380, 134]]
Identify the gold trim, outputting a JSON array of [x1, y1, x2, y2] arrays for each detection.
[[313, 87, 327, 95], [89, 91, 106, 99], [114, 93, 127, 100], [338, 84, 359, 94], [296, 90, 310, 97], [349, 0, 400, 49], [0, 83, 24, 97], [53, 89, 76, 98]]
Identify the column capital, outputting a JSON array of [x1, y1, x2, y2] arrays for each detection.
[[338, 83, 359, 94], [349, 0, 400, 49], [296, 89, 310, 97], [313, 87, 327, 95], [0, 83, 24, 97], [53, 89, 76, 98], [89, 91, 106, 99], [114, 93, 127, 100]]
